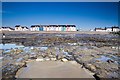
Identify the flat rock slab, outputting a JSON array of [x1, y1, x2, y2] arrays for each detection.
[[16, 61, 94, 78]]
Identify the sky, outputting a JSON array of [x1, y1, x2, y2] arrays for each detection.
[[2, 2, 119, 30]]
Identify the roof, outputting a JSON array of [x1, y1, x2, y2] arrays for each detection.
[[58, 25, 67, 27], [1, 27, 14, 30], [31, 25, 40, 27], [112, 27, 120, 29], [15, 25, 21, 27], [106, 27, 112, 29], [9, 27, 15, 30], [95, 28, 105, 30], [2, 27, 11, 28], [66, 25, 76, 27]]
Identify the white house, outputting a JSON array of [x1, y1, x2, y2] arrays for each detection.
[[0, 27, 14, 31], [58, 25, 62, 31], [46, 26, 50, 31], [15, 25, 22, 31], [112, 27, 120, 32], [49, 25, 54, 31], [43, 26, 47, 31], [95, 28, 106, 32], [49, 25, 57, 31], [30, 25, 40, 31], [70, 25, 77, 31], [15, 25, 29, 31], [105, 27, 112, 32], [22, 27, 29, 31]]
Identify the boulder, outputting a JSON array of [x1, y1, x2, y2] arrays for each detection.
[[61, 58, 68, 62], [107, 59, 114, 63], [86, 64, 96, 72], [51, 58, 56, 61], [95, 60, 101, 63], [44, 57, 50, 61], [36, 58, 44, 62]]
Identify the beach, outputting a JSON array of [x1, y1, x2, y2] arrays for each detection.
[[16, 61, 94, 78], [1, 31, 119, 79]]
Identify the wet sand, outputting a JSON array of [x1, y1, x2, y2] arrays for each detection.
[[16, 61, 94, 78]]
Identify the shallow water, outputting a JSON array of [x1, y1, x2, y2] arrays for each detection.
[[1, 43, 49, 55], [0, 44, 24, 50], [40, 46, 48, 51], [96, 56, 112, 62], [96, 55, 119, 64]]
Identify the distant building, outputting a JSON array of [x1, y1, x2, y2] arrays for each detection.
[[30, 25, 40, 31], [70, 25, 76, 31], [15, 25, 22, 31], [63, 25, 66, 31], [46, 26, 50, 31], [95, 26, 120, 32], [94, 28, 106, 32], [30, 25, 77, 31], [43, 25, 48, 31], [39, 25, 44, 31], [105, 27, 112, 32], [0, 27, 14, 31], [22, 27, 29, 31], [112, 27, 120, 32], [49, 25, 56, 31], [15, 25, 29, 31]]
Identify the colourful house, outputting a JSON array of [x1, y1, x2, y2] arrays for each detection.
[[39, 25, 43, 31], [60, 25, 66, 31]]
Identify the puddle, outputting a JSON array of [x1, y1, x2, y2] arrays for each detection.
[[40, 46, 48, 51], [0, 44, 24, 50], [16, 58, 23, 62], [0, 57, 3, 62], [96, 56, 112, 62], [62, 49, 72, 56], [1, 43, 49, 54], [96, 55, 119, 64], [68, 43, 77, 46]]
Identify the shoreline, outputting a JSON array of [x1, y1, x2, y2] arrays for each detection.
[[0, 31, 109, 35]]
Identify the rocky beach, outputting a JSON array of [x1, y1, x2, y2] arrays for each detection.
[[0, 31, 120, 80]]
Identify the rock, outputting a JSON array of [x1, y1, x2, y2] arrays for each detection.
[[2, 64, 20, 79], [93, 73, 100, 80], [36, 58, 44, 61], [86, 64, 96, 72], [95, 60, 101, 63], [91, 54, 95, 57], [44, 57, 50, 61], [61, 58, 68, 62], [29, 54, 37, 59], [22, 62, 27, 67], [29, 57, 37, 59], [107, 59, 114, 63], [51, 58, 56, 61]]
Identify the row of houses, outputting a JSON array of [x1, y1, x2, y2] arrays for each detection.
[[0, 27, 14, 31], [95, 26, 120, 32], [0, 25, 77, 31]]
